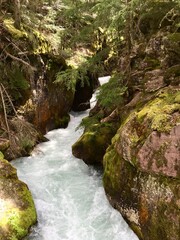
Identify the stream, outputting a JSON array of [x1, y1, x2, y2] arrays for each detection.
[[12, 77, 139, 240]]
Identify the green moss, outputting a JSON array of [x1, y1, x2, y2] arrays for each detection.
[[167, 33, 180, 42], [31, 30, 51, 54], [0, 186, 37, 240], [3, 19, 27, 39], [0, 159, 37, 240], [164, 65, 180, 85], [143, 56, 160, 70], [24, 27, 51, 54], [20, 138, 34, 153], [174, 93, 180, 104], [103, 147, 121, 191], [0, 152, 4, 160], [3, 19, 51, 55], [137, 89, 180, 132], [72, 123, 117, 165], [55, 114, 70, 128]]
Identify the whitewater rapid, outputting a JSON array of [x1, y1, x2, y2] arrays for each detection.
[[12, 77, 139, 240]]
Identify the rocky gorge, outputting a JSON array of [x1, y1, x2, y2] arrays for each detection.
[[72, 2, 180, 240], [0, 1, 180, 239]]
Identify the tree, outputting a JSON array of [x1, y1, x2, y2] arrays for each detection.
[[14, 0, 21, 29]]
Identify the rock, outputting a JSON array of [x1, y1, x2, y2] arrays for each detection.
[[17, 54, 74, 134], [0, 154, 37, 239], [103, 87, 180, 240], [4, 118, 45, 160], [104, 149, 180, 240], [34, 85, 73, 133], [72, 123, 117, 165], [72, 79, 92, 112], [163, 33, 180, 66], [164, 65, 180, 86], [137, 124, 180, 178], [0, 139, 10, 151], [144, 69, 165, 92], [72, 72, 98, 112]]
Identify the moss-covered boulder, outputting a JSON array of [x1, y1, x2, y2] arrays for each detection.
[[0, 152, 37, 240], [103, 87, 180, 240], [72, 123, 117, 165], [1, 117, 45, 161]]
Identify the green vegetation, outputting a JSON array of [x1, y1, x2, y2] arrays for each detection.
[[97, 74, 127, 109], [0, 152, 4, 160]]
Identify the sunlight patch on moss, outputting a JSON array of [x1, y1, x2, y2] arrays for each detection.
[[137, 89, 180, 132], [3, 19, 27, 39], [0, 186, 36, 240], [0, 152, 4, 160]]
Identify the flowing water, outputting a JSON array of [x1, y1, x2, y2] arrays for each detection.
[[12, 77, 139, 240]]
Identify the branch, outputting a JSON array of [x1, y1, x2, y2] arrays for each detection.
[[0, 83, 19, 118], [101, 108, 119, 123], [0, 85, 10, 139], [5, 37, 30, 62], [159, 8, 175, 28], [4, 50, 37, 71]]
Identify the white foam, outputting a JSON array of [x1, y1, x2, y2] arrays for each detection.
[[98, 76, 111, 85]]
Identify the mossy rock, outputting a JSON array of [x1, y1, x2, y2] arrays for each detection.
[[103, 145, 180, 240], [112, 87, 180, 178], [164, 65, 180, 85], [143, 56, 160, 70], [3, 18, 51, 54], [163, 33, 180, 65], [0, 157, 37, 240], [72, 123, 117, 165], [3, 19, 27, 39], [55, 114, 70, 129], [136, 88, 180, 133], [0, 152, 4, 160], [4, 118, 43, 160]]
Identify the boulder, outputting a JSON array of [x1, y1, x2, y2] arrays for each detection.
[[103, 87, 180, 240], [72, 123, 117, 165], [0, 152, 37, 239]]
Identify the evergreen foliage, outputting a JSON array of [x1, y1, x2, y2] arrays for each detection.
[[1, 0, 180, 109], [55, 68, 79, 92], [97, 74, 127, 109]]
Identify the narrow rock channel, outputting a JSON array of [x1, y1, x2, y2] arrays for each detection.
[[12, 79, 139, 240]]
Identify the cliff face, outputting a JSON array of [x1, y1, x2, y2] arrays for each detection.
[[0, 17, 96, 159], [1, 19, 73, 133], [72, 2, 180, 239]]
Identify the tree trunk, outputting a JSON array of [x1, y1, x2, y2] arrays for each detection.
[[14, 0, 21, 29]]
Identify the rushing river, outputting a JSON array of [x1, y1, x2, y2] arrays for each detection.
[[12, 77, 139, 240]]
